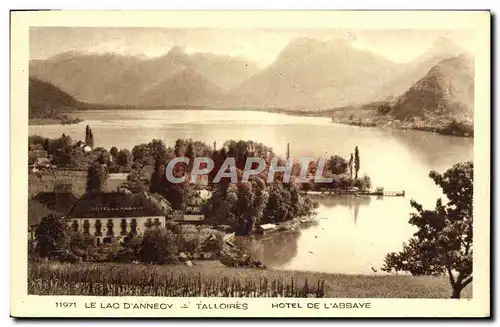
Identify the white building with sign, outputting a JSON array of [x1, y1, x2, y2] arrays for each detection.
[[67, 192, 166, 245]]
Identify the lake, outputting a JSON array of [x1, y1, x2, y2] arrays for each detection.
[[29, 109, 474, 275]]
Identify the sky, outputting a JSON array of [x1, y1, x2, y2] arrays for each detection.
[[30, 27, 476, 68]]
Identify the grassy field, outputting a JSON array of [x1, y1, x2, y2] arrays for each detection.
[[28, 261, 471, 298]]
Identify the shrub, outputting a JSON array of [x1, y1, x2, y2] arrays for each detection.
[[110, 235, 143, 263], [139, 228, 178, 264], [198, 228, 224, 255], [165, 221, 181, 233], [176, 225, 201, 254]]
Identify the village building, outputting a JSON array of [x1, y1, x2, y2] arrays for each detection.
[[172, 210, 205, 224], [143, 192, 172, 216], [185, 189, 211, 213], [258, 223, 277, 234], [28, 149, 48, 165], [172, 189, 211, 224], [30, 157, 56, 172], [67, 192, 166, 245], [28, 184, 80, 241], [74, 140, 93, 153]]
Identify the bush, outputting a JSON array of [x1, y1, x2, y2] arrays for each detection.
[[176, 225, 201, 254], [198, 228, 224, 255], [69, 232, 94, 251], [109, 235, 143, 263], [354, 174, 372, 191], [139, 228, 178, 264], [220, 246, 266, 269], [165, 221, 181, 233]]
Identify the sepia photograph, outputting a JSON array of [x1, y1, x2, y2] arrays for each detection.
[[10, 10, 490, 318]]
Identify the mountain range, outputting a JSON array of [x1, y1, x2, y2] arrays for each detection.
[[29, 36, 474, 122]]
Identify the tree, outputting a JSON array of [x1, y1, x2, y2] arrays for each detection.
[[86, 162, 108, 193], [174, 139, 187, 157], [186, 142, 194, 160], [88, 129, 94, 148], [354, 174, 372, 191], [35, 214, 69, 257], [263, 183, 292, 223], [52, 146, 82, 168], [382, 162, 473, 298], [139, 228, 178, 264], [110, 146, 119, 158], [116, 149, 132, 167], [84, 126, 95, 148], [186, 143, 195, 171], [149, 139, 168, 161], [85, 125, 90, 142], [348, 153, 354, 179], [150, 158, 166, 194], [44, 138, 50, 153], [163, 179, 189, 211], [97, 150, 110, 165], [327, 155, 348, 175], [354, 146, 360, 179]]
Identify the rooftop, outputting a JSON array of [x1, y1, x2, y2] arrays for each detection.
[[28, 199, 51, 226], [32, 191, 79, 215], [68, 192, 164, 219], [260, 223, 277, 230]]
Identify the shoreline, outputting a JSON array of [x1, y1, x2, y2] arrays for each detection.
[[29, 117, 84, 126], [331, 119, 474, 138], [39, 106, 473, 138]]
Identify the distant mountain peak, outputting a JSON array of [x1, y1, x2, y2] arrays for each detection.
[[431, 36, 459, 48], [418, 36, 468, 63], [392, 53, 474, 119], [167, 45, 185, 56], [280, 37, 352, 57], [46, 50, 83, 61]]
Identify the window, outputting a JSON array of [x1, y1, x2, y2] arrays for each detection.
[[83, 220, 90, 236], [145, 218, 153, 228], [95, 220, 102, 236], [120, 219, 127, 236], [130, 219, 137, 236], [154, 218, 161, 227], [107, 219, 114, 236], [96, 238, 101, 245], [71, 220, 79, 233]]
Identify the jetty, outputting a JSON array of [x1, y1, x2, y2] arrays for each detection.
[[306, 187, 405, 197], [357, 187, 405, 197], [359, 190, 405, 197]]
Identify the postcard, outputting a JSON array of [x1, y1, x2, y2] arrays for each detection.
[[11, 10, 490, 318]]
